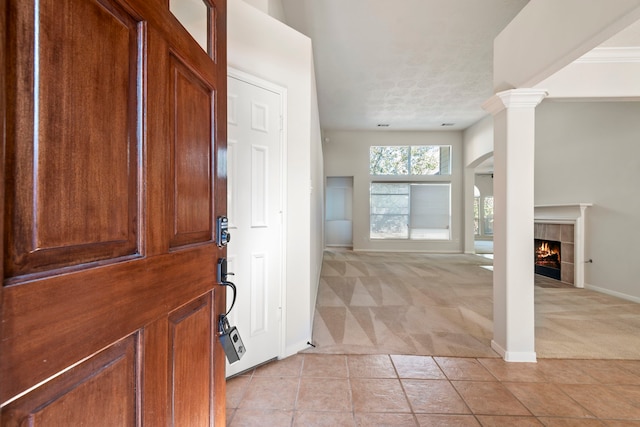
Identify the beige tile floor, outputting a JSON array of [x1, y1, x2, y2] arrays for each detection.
[[226, 353, 640, 426]]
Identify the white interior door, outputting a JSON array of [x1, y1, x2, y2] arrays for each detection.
[[226, 72, 284, 376]]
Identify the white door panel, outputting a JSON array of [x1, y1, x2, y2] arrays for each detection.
[[226, 74, 283, 376]]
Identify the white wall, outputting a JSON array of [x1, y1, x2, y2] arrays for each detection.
[[475, 175, 493, 198], [309, 63, 324, 320], [464, 116, 494, 168], [323, 130, 464, 252], [241, 0, 286, 22], [494, 0, 640, 91], [535, 100, 640, 300], [228, 0, 323, 355], [537, 58, 640, 99]]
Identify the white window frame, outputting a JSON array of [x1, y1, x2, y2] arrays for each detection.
[[370, 182, 451, 241], [369, 145, 451, 176]]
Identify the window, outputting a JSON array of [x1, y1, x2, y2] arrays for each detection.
[[369, 145, 452, 241], [370, 145, 451, 176], [483, 196, 494, 236], [370, 183, 451, 240], [170, 0, 210, 54], [370, 183, 409, 239], [474, 186, 480, 236]]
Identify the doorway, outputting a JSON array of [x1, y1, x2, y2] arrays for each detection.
[[474, 174, 494, 254], [325, 176, 353, 247]]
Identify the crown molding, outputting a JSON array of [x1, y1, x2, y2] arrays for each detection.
[[575, 47, 640, 64], [482, 89, 548, 115]]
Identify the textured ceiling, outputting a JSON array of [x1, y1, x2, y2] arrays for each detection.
[[281, 0, 530, 131]]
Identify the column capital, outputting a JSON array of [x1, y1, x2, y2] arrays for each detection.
[[482, 88, 548, 115]]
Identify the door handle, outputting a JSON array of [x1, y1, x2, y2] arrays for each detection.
[[217, 258, 234, 283]]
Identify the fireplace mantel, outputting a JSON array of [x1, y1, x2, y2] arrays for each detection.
[[534, 204, 592, 222], [534, 203, 592, 288]]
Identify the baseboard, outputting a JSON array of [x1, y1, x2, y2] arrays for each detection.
[[584, 283, 640, 304], [352, 248, 460, 254], [491, 340, 537, 363], [491, 340, 505, 358], [283, 339, 313, 359]]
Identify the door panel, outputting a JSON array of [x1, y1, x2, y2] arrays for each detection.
[[1, 0, 227, 424], [170, 54, 214, 248], [169, 295, 213, 426], [1, 246, 216, 401], [3, 334, 138, 426], [5, 0, 141, 280], [226, 75, 282, 376]]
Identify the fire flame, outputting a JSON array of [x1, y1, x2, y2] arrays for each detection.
[[535, 240, 561, 267], [537, 242, 556, 258]]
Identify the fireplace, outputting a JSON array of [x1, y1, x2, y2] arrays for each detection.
[[534, 239, 561, 280], [534, 203, 591, 287]]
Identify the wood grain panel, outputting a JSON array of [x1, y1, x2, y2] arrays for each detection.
[[168, 295, 213, 425], [2, 334, 138, 426], [5, 0, 142, 280], [142, 316, 169, 426], [0, 244, 216, 402], [169, 54, 213, 248]]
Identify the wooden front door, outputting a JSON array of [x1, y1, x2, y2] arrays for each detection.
[[0, 0, 227, 425]]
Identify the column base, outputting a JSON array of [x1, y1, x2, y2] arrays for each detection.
[[491, 340, 537, 363]]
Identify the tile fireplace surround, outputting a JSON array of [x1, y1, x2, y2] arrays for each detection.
[[534, 204, 591, 288], [535, 224, 573, 283]]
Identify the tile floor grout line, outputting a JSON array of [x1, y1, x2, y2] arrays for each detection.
[[391, 355, 418, 419], [491, 378, 540, 420], [544, 376, 600, 421], [442, 365, 479, 419], [227, 368, 255, 425], [344, 354, 357, 424], [290, 355, 304, 427]]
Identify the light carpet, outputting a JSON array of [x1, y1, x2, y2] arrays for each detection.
[[305, 249, 640, 359]]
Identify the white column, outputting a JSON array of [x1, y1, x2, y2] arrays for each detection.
[[482, 89, 547, 362]]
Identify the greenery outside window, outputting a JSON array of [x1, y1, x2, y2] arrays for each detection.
[[370, 145, 451, 176], [483, 196, 494, 236], [370, 183, 409, 239], [474, 186, 480, 236]]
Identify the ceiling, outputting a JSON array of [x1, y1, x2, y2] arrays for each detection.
[[280, 0, 530, 131]]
